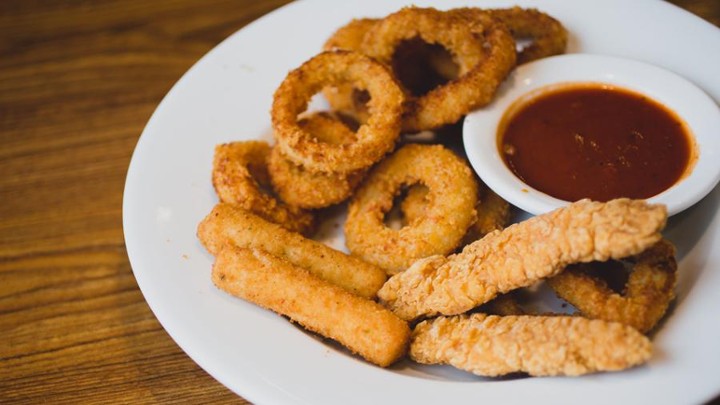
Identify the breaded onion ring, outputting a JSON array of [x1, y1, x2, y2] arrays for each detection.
[[211, 140, 315, 235], [269, 113, 366, 209], [463, 184, 511, 243], [361, 7, 517, 132], [401, 181, 510, 245], [398, 183, 430, 227], [324, 18, 377, 51], [484, 6, 568, 64], [322, 18, 378, 123], [345, 144, 478, 275], [547, 239, 677, 333], [271, 50, 404, 173], [323, 18, 458, 125]]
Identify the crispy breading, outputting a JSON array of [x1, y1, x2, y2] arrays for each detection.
[[345, 144, 479, 275], [548, 239, 677, 333], [322, 18, 379, 124], [410, 314, 652, 376], [401, 181, 510, 245], [268, 113, 366, 209], [198, 203, 386, 299], [466, 184, 511, 242], [480, 292, 525, 316], [212, 141, 315, 235], [378, 199, 667, 320], [213, 245, 410, 367]]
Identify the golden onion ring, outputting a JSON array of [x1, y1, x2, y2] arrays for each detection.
[[269, 113, 366, 209], [211, 140, 315, 235], [548, 239, 677, 333], [345, 143, 478, 275], [271, 50, 404, 173], [361, 7, 517, 132]]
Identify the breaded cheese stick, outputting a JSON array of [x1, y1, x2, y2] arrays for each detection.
[[213, 245, 410, 367], [198, 203, 386, 299], [379, 199, 667, 320], [410, 314, 652, 376]]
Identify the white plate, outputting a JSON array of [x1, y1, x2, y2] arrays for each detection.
[[463, 54, 720, 216], [123, 1, 720, 404]]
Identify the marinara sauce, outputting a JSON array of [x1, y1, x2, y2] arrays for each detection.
[[499, 84, 693, 202]]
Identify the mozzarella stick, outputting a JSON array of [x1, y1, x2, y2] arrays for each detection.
[[411, 314, 652, 376], [198, 203, 386, 299], [212, 245, 410, 367]]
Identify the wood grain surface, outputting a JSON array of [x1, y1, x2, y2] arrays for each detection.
[[1, 1, 718, 404]]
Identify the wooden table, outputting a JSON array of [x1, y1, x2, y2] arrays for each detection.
[[1, 1, 717, 403]]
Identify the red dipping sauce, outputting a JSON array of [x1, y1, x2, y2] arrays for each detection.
[[499, 83, 695, 202]]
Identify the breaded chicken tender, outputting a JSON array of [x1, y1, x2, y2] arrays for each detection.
[[410, 314, 652, 376], [378, 199, 667, 320], [198, 203, 386, 299], [213, 245, 410, 367]]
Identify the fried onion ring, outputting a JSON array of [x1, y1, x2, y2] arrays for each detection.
[[324, 18, 377, 52], [463, 184, 511, 243], [345, 144, 478, 275], [322, 18, 378, 123], [547, 239, 677, 333], [401, 181, 510, 245], [271, 50, 404, 173], [269, 113, 366, 209], [323, 17, 459, 124], [484, 6, 568, 64], [361, 7, 517, 132], [211, 140, 315, 235], [398, 183, 430, 227]]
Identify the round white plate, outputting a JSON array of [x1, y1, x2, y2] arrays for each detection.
[[123, 1, 720, 404], [464, 53, 720, 216]]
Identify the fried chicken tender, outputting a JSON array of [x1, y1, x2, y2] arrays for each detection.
[[378, 199, 667, 320], [410, 314, 652, 376], [213, 245, 410, 367], [198, 203, 386, 299]]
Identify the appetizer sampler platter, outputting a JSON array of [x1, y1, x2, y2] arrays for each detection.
[[123, 0, 720, 404]]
